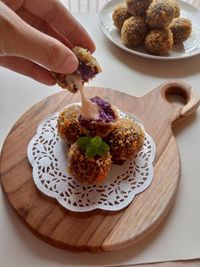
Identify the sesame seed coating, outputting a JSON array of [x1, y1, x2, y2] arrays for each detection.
[[68, 143, 112, 184], [112, 4, 131, 31], [146, 0, 175, 29], [104, 119, 145, 165], [169, 17, 192, 44], [145, 28, 173, 55], [121, 16, 148, 47], [126, 0, 153, 17], [57, 105, 82, 145], [154, 0, 180, 18]]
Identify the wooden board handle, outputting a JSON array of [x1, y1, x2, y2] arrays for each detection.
[[161, 80, 200, 116], [0, 85, 197, 252], [158, 81, 200, 124]]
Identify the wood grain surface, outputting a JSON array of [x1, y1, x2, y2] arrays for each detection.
[[110, 260, 200, 267], [0, 81, 200, 253]]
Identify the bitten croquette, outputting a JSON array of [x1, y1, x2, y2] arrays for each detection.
[[52, 46, 102, 93], [169, 0, 180, 18]]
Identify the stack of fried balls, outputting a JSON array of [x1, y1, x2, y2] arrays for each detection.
[[112, 0, 192, 55], [57, 98, 145, 184]]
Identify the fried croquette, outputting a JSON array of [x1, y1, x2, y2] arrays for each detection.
[[121, 16, 148, 47], [79, 96, 118, 137], [104, 118, 145, 165], [126, 0, 153, 17], [169, 17, 192, 44], [146, 0, 175, 28], [68, 143, 112, 184], [52, 46, 102, 93], [112, 4, 131, 30], [145, 28, 173, 55], [57, 105, 82, 145]]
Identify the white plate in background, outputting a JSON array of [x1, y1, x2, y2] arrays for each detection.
[[98, 0, 200, 60]]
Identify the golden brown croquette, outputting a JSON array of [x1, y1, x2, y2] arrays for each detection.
[[126, 0, 153, 17], [68, 143, 112, 184], [112, 4, 131, 30], [169, 17, 192, 44], [154, 0, 180, 18], [169, 0, 180, 18], [146, 0, 175, 28], [104, 118, 145, 165], [57, 105, 82, 145], [52, 46, 102, 93], [121, 16, 148, 47], [145, 28, 173, 55]]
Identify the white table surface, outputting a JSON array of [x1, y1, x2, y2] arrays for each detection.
[[1, 8, 200, 267]]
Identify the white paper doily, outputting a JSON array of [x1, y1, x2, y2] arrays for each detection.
[[27, 107, 156, 212]]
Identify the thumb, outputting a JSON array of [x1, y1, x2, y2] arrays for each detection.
[[0, 2, 78, 74]]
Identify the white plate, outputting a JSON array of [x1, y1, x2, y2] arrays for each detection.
[[98, 0, 200, 60]]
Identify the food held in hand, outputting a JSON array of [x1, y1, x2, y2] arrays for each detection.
[[104, 118, 145, 165], [57, 105, 82, 145], [68, 137, 112, 184], [112, 4, 131, 31], [126, 0, 153, 17], [79, 96, 118, 137], [169, 17, 192, 44], [52, 46, 102, 93], [146, 0, 175, 29], [121, 16, 148, 47], [145, 29, 173, 55]]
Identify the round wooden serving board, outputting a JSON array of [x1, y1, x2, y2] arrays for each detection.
[[0, 81, 200, 252]]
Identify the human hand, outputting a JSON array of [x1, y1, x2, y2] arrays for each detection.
[[0, 0, 95, 85]]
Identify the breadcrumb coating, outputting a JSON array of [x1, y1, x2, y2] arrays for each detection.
[[169, 17, 192, 44], [121, 16, 148, 47], [154, 0, 180, 18], [57, 105, 82, 145], [68, 143, 112, 184], [52, 46, 101, 93], [104, 118, 145, 165], [146, 0, 175, 28], [145, 29, 173, 55], [126, 0, 153, 17], [168, 0, 180, 18], [112, 4, 131, 30]]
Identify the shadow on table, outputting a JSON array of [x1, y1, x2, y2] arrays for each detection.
[[105, 40, 200, 79]]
